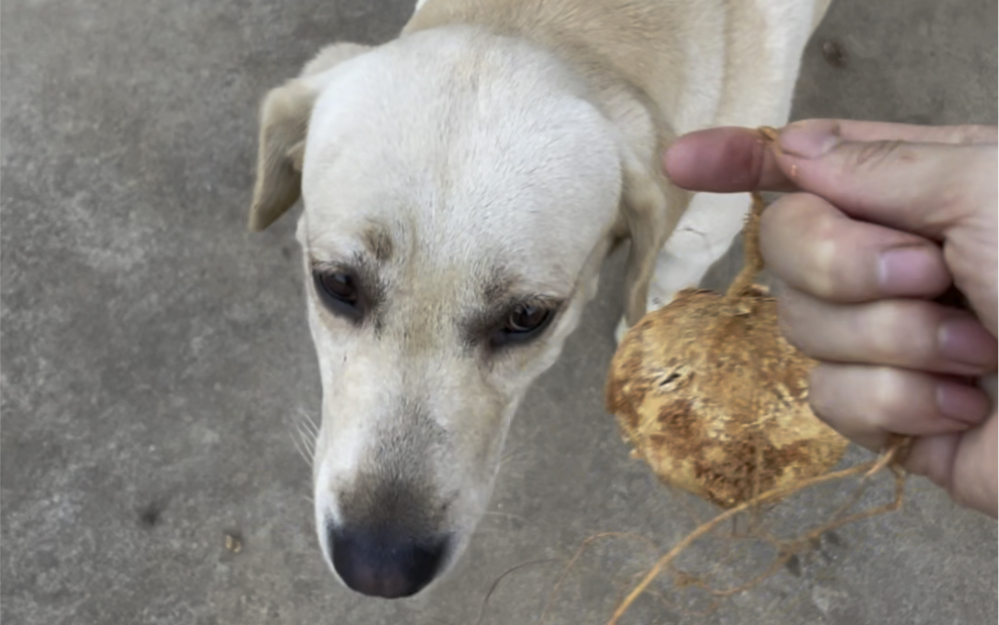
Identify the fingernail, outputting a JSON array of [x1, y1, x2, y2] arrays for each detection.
[[778, 121, 839, 159], [939, 317, 998, 371], [936, 382, 989, 424], [878, 247, 939, 295]]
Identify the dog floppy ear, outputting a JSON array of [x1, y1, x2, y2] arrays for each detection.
[[248, 43, 370, 232], [618, 147, 688, 327], [248, 80, 313, 232]]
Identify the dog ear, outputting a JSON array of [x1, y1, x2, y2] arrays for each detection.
[[248, 43, 370, 232], [248, 80, 314, 232], [618, 147, 688, 327]]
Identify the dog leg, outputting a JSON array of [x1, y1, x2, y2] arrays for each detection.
[[614, 191, 750, 343]]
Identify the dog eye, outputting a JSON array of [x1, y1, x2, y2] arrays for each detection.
[[492, 304, 553, 347], [313, 270, 363, 321]]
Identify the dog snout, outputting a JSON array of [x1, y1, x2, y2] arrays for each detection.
[[328, 526, 450, 598]]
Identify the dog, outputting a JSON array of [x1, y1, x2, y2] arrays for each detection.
[[248, 0, 831, 599]]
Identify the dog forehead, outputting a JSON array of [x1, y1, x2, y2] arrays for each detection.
[[302, 30, 623, 279]]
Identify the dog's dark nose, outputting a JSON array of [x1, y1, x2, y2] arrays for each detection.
[[329, 527, 449, 598]]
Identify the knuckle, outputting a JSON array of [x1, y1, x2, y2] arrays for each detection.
[[867, 367, 910, 426], [932, 171, 973, 221], [776, 293, 810, 350], [807, 367, 834, 419], [758, 195, 793, 242], [807, 226, 842, 299], [955, 147, 999, 208], [859, 305, 896, 360], [950, 124, 998, 145], [848, 139, 910, 170], [808, 212, 886, 302], [765, 195, 865, 302], [863, 303, 932, 365]]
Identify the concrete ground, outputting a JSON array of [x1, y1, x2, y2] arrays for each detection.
[[2, 0, 996, 623]]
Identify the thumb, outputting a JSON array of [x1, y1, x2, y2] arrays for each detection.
[[774, 120, 997, 240]]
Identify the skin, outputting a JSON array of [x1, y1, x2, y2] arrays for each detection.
[[662, 119, 998, 517]]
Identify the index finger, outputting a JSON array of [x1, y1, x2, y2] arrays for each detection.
[[663, 121, 998, 194]]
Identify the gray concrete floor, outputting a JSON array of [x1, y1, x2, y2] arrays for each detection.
[[2, 1, 996, 624]]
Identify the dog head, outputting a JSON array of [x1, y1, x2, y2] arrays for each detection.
[[249, 28, 671, 598]]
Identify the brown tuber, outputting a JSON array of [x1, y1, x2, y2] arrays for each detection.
[[606, 189, 848, 508]]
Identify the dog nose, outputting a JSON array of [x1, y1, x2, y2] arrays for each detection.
[[328, 527, 449, 598]]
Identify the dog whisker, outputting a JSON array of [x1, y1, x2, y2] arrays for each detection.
[[294, 420, 317, 450], [283, 408, 320, 468], [497, 448, 534, 471], [296, 409, 321, 438], [288, 428, 314, 466], [298, 431, 316, 461], [292, 408, 320, 437]]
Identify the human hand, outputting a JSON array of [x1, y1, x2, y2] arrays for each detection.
[[663, 120, 998, 517]]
